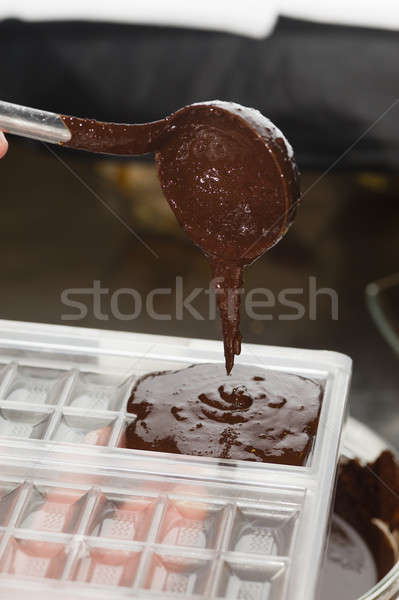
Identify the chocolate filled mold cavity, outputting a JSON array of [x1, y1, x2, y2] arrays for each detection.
[[126, 363, 323, 467]]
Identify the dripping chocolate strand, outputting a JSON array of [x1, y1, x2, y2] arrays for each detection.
[[210, 258, 243, 374]]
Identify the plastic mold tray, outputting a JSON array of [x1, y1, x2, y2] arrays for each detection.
[[0, 320, 351, 600]]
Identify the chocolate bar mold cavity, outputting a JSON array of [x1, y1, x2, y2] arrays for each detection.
[[0, 365, 69, 406], [0, 407, 51, 440], [0, 537, 68, 580], [50, 412, 117, 446], [15, 485, 89, 534], [216, 560, 287, 599], [228, 506, 298, 556], [156, 498, 226, 550], [142, 552, 213, 595], [71, 543, 141, 587], [65, 372, 132, 412], [86, 493, 158, 542]]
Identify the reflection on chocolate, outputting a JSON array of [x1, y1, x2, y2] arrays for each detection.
[[126, 364, 322, 466], [62, 102, 299, 373]]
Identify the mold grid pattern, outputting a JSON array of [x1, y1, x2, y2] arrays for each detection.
[[0, 362, 137, 447], [0, 478, 297, 598]]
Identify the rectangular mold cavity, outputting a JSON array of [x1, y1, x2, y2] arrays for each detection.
[[65, 372, 132, 412], [228, 506, 298, 556], [216, 561, 286, 600], [0, 481, 23, 526], [86, 493, 157, 542], [16, 485, 89, 534], [0, 407, 51, 439], [142, 552, 212, 595], [2, 365, 70, 406], [50, 413, 116, 446], [157, 498, 225, 550], [71, 544, 141, 587], [0, 537, 67, 579]]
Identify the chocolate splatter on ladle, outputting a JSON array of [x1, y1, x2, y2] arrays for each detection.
[[0, 100, 300, 373]]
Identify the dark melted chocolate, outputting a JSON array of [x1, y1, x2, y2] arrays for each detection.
[[319, 515, 377, 600], [61, 102, 299, 373], [126, 363, 322, 466], [318, 450, 399, 599], [335, 450, 399, 580]]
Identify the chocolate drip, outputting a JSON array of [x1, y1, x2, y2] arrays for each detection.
[[61, 102, 299, 373], [210, 258, 243, 374]]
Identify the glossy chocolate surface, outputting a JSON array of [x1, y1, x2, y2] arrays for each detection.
[[62, 102, 299, 372], [126, 363, 322, 466]]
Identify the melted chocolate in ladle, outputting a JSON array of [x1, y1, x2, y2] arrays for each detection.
[[61, 102, 299, 373]]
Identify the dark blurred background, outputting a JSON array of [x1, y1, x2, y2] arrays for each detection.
[[0, 16, 398, 446]]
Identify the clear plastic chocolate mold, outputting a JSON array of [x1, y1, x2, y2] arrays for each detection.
[[0, 319, 352, 599]]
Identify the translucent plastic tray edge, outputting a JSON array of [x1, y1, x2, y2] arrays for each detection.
[[0, 318, 352, 372]]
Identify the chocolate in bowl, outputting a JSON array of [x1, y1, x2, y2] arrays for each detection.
[[320, 420, 399, 600]]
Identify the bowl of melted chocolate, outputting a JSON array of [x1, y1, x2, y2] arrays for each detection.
[[320, 420, 399, 600]]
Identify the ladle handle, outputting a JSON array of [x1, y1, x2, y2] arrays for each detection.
[[0, 100, 71, 144]]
